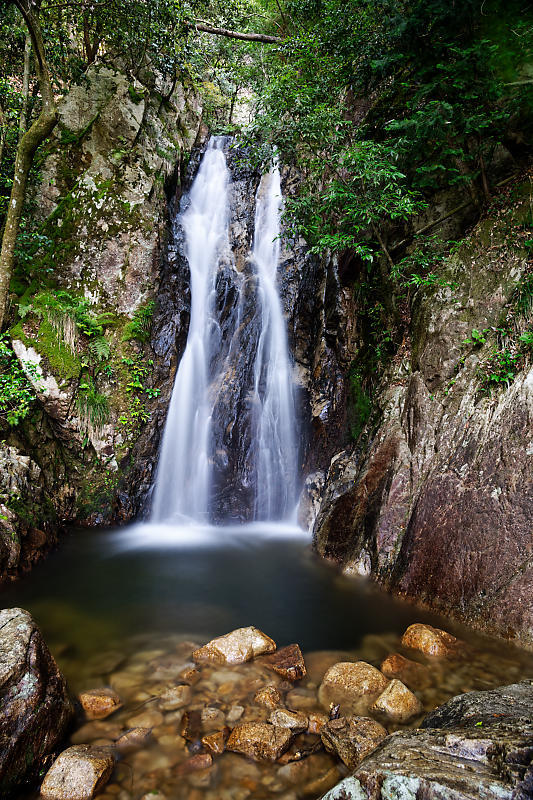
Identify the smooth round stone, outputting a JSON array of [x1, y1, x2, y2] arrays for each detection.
[[127, 710, 164, 728], [318, 662, 389, 715], [371, 679, 423, 723]]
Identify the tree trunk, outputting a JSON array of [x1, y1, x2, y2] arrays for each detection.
[[0, 0, 57, 332], [0, 101, 6, 169], [18, 33, 31, 140]]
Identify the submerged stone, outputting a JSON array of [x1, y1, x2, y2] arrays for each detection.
[[226, 722, 293, 761], [380, 652, 432, 689], [260, 644, 307, 681], [269, 709, 308, 732], [40, 744, 115, 800], [321, 715, 388, 770], [78, 688, 122, 720], [318, 661, 389, 715], [192, 627, 276, 665], [401, 624, 462, 658], [371, 679, 423, 723], [254, 685, 282, 708]]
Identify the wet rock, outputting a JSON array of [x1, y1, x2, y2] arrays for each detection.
[[380, 652, 431, 689], [318, 661, 389, 715], [40, 744, 115, 800], [158, 684, 192, 711], [260, 644, 307, 681], [175, 752, 213, 776], [307, 711, 329, 734], [269, 709, 308, 732], [127, 709, 164, 729], [226, 722, 293, 761], [201, 705, 226, 732], [79, 688, 122, 720], [178, 664, 201, 684], [192, 627, 276, 665], [401, 624, 462, 657], [371, 679, 423, 723], [325, 680, 533, 799], [115, 727, 152, 753], [421, 679, 533, 729], [254, 686, 282, 709], [201, 729, 229, 755], [286, 688, 319, 711], [0, 608, 74, 794], [321, 716, 388, 770], [227, 705, 245, 724]]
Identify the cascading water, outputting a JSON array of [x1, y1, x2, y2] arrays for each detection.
[[151, 137, 298, 525], [151, 139, 230, 522], [252, 168, 297, 520]]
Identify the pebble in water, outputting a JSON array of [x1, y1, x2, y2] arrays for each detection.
[[36, 623, 533, 800]]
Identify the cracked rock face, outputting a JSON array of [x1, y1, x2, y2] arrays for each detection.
[[313, 185, 533, 648], [0, 608, 74, 794]]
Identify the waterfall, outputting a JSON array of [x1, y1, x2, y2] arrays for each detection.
[[151, 137, 297, 524], [252, 168, 297, 519], [151, 139, 230, 522]]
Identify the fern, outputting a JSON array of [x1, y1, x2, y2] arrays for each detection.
[[89, 336, 111, 362], [122, 301, 155, 343]]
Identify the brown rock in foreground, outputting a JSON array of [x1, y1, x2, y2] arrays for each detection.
[[40, 745, 115, 800], [380, 653, 431, 689], [318, 661, 389, 715], [78, 688, 122, 720], [260, 644, 307, 681], [321, 716, 388, 770], [0, 608, 74, 795], [226, 721, 293, 761], [192, 627, 276, 665], [269, 708, 308, 732], [401, 624, 461, 658], [371, 679, 423, 723]]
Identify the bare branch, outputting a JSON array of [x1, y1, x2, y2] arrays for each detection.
[[188, 20, 282, 45]]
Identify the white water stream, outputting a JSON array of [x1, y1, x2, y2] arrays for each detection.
[[151, 138, 298, 525], [151, 139, 230, 522]]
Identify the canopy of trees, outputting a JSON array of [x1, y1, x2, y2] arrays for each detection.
[[0, 0, 532, 329]]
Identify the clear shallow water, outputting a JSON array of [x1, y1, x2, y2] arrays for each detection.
[[1, 524, 531, 665]]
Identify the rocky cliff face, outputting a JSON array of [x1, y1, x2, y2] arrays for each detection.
[[312, 177, 533, 648], [1, 64, 202, 576]]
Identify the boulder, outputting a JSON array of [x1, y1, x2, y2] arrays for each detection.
[[0, 608, 74, 794], [259, 644, 307, 681], [321, 716, 388, 770], [380, 652, 431, 689], [318, 661, 389, 715], [370, 678, 423, 723], [226, 722, 293, 761], [401, 624, 462, 657], [323, 681, 533, 800], [421, 680, 533, 730], [192, 627, 276, 665], [40, 744, 115, 800], [78, 688, 122, 720]]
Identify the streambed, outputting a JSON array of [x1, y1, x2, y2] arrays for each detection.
[[3, 524, 533, 799]]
